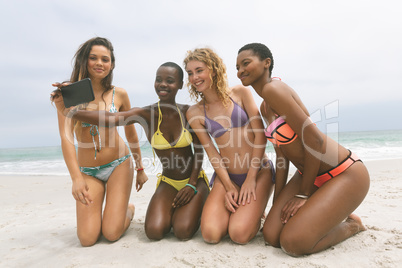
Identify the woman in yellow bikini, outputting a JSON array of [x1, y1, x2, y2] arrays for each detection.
[[236, 43, 370, 256], [53, 62, 209, 240], [50, 37, 148, 246]]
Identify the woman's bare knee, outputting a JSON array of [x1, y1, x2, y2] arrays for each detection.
[[102, 225, 124, 242], [145, 221, 170, 241], [78, 231, 100, 247], [173, 220, 198, 241], [228, 221, 255, 245], [201, 224, 224, 244], [173, 226, 196, 241], [279, 230, 309, 256], [263, 226, 281, 248]]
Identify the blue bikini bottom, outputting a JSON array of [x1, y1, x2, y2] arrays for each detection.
[[80, 154, 131, 182]]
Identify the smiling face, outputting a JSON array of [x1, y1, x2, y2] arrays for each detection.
[[154, 66, 183, 102], [86, 45, 112, 81], [236, 49, 270, 86], [185, 60, 213, 93]]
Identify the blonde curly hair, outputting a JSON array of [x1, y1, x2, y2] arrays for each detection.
[[183, 48, 230, 106]]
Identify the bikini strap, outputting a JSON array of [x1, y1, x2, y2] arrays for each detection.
[[111, 87, 115, 105], [175, 103, 185, 129], [152, 101, 163, 166], [203, 100, 213, 129], [152, 102, 185, 166], [157, 101, 163, 131], [89, 125, 101, 159], [157, 101, 183, 129]]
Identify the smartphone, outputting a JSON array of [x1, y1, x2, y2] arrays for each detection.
[[61, 78, 95, 108]]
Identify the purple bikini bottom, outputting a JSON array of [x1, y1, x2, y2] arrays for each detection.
[[209, 159, 275, 188]]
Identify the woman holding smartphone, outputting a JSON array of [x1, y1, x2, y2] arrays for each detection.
[[51, 37, 148, 246], [53, 62, 209, 241]]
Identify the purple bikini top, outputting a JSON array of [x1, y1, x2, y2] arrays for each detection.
[[204, 97, 249, 138]]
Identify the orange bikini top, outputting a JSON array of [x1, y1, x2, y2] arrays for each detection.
[[264, 116, 297, 146]]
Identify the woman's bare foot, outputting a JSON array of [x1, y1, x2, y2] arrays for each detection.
[[346, 213, 366, 234], [127, 203, 135, 221]]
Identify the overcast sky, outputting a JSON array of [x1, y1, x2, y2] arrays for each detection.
[[1, 0, 401, 148]]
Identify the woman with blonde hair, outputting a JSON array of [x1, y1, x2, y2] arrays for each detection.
[[184, 48, 276, 244]]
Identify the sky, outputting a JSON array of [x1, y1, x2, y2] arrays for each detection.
[[0, 0, 401, 148]]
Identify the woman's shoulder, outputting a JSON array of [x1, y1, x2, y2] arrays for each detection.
[[262, 79, 290, 93], [111, 86, 130, 102], [111, 86, 131, 111], [177, 103, 191, 113], [261, 80, 294, 102], [186, 102, 204, 117], [113, 86, 128, 96], [230, 84, 249, 94], [229, 84, 253, 102]]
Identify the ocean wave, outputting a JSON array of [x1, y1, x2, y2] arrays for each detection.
[[1, 130, 401, 176]]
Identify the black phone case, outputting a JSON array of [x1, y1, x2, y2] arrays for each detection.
[[61, 78, 95, 108]]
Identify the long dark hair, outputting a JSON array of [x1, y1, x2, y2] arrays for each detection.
[[71, 37, 115, 93]]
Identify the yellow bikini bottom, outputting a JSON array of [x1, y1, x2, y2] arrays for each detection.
[[156, 170, 209, 191]]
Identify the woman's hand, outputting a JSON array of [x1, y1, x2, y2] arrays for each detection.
[[224, 184, 239, 213], [172, 185, 196, 208], [135, 170, 148, 192], [50, 82, 73, 116], [280, 196, 307, 224], [72, 177, 93, 206], [238, 178, 257, 206]]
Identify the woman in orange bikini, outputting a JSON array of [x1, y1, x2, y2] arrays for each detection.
[[236, 43, 370, 256], [53, 62, 209, 240]]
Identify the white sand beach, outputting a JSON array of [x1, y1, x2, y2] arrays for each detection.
[[1, 159, 401, 268]]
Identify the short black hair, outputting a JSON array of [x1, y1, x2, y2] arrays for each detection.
[[238, 43, 274, 74], [160, 62, 184, 82]]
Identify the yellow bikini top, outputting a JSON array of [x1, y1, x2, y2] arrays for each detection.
[[151, 101, 193, 150]]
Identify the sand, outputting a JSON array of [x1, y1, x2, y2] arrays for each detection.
[[1, 159, 401, 267]]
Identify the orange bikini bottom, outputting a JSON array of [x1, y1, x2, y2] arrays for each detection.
[[298, 150, 361, 187]]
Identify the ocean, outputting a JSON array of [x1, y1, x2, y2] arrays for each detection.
[[0, 129, 401, 176]]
